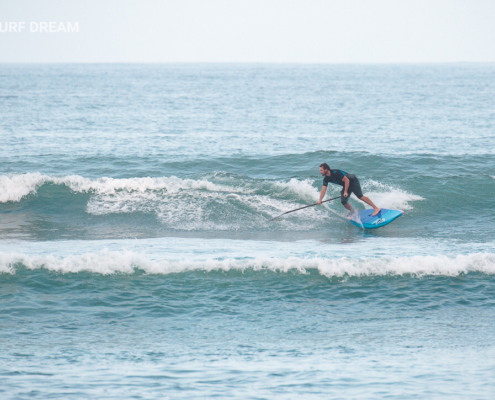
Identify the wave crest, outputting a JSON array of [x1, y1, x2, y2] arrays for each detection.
[[0, 172, 49, 203], [0, 173, 236, 203], [1, 251, 494, 277]]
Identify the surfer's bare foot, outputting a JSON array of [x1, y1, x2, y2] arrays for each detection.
[[372, 208, 381, 216]]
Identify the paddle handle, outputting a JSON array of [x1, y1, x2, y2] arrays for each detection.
[[270, 195, 341, 220]]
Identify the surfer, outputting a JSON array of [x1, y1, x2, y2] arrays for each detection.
[[316, 163, 381, 217]]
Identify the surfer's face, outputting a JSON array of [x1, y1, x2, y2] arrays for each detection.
[[319, 167, 328, 176]]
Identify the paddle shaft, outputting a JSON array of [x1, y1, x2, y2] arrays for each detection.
[[270, 195, 341, 220]]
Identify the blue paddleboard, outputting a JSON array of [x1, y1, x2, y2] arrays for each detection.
[[349, 208, 404, 229]]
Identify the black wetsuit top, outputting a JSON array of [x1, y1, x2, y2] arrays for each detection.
[[323, 169, 362, 203], [322, 170, 356, 187]]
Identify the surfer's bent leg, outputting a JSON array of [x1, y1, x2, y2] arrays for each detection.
[[352, 178, 381, 216], [340, 188, 354, 212]]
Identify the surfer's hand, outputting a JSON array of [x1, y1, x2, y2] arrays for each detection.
[[316, 200, 322, 204], [344, 192, 348, 197]]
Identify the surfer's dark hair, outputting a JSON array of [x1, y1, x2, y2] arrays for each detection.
[[320, 163, 330, 171]]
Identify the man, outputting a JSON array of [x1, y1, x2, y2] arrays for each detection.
[[317, 163, 381, 217]]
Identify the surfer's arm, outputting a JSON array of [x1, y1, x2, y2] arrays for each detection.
[[342, 176, 350, 196], [317, 185, 327, 204]]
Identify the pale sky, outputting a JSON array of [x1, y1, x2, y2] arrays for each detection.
[[1, 0, 494, 63]]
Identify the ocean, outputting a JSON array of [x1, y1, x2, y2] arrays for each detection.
[[1, 63, 494, 399]]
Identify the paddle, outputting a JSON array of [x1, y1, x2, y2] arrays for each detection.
[[270, 195, 341, 221]]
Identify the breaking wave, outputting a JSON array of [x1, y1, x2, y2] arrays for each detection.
[[1, 251, 494, 277], [0, 173, 424, 231]]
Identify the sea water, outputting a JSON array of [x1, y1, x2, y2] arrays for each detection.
[[1, 64, 494, 399]]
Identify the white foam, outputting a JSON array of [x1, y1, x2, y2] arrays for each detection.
[[0, 173, 49, 202], [1, 251, 494, 277], [56, 175, 235, 195], [273, 178, 320, 203], [79, 176, 329, 231], [0, 173, 238, 203], [0, 173, 330, 230], [360, 179, 424, 211]]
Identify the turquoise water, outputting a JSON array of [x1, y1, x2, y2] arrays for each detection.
[[1, 64, 495, 399]]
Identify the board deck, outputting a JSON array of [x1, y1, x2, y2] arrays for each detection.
[[349, 208, 404, 229]]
